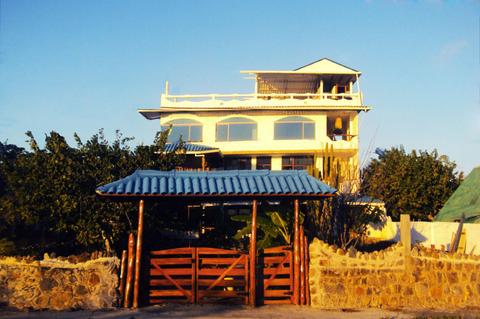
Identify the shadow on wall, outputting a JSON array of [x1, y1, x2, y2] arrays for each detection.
[[367, 218, 479, 254]]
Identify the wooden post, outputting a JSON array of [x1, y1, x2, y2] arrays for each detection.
[[304, 234, 310, 306], [249, 200, 258, 307], [300, 226, 305, 305], [124, 233, 135, 308], [400, 214, 411, 257], [133, 200, 145, 309], [119, 250, 127, 304], [293, 199, 300, 305]]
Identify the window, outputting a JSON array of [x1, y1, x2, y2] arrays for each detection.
[[256, 157, 271, 170], [274, 116, 315, 140], [327, 115, 353, 141], [282, 156, 313, 170], [216, 117, 257, 141], [224, 157, 252, 170], [162, 119, 202, 142]]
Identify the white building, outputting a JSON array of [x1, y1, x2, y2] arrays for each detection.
[[139, 58, 370, 190]]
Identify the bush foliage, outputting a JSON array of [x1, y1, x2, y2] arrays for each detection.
[[361, 147, 462, 221], [0, 130, 185, 256]]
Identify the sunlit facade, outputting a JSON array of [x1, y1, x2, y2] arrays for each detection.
[[138, 58, 370, 189]]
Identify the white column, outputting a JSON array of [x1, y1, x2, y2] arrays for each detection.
[[271, 156, 282, 170]]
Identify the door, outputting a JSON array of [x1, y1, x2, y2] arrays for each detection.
[[258, 246, 294, 304]]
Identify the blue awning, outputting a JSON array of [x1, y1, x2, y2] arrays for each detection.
[[96, 170, 336, 199], [164, 142, 220, 155]]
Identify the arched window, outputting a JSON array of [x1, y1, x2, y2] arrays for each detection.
[[162, 119, 202, 142], [274, 116, 315, 140], [216, 117, 257, 141]]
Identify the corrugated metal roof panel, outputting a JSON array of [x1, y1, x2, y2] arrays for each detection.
[[96, 170, 336, 198], [164, 142, 220, 154]]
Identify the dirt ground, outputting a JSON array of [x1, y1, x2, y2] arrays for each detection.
[[1, 304, 479, 319]]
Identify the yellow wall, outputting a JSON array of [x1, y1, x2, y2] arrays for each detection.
[[160, 112, 358, 152], [160, 112, 359, 174]]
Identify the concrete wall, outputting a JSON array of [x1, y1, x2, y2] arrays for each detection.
[[309, 238, 480, 309], [0, 254, 119, 310], [367, 219, 480, 255]]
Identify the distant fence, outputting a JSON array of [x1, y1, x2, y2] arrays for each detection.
[[367, 219, 480, 255]]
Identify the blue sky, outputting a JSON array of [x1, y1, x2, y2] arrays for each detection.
[[1, 0, 479, 174]]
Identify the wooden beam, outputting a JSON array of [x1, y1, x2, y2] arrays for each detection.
[[293, 199, 300, 305], [400, 214, 411, 257], [124, 233, 135, 308], [304, 234, 310, 306], [119, 250, 127, 305], [300, 226, 305, 305], [249, 200, 258, 307], [133, 200, 145, 309]]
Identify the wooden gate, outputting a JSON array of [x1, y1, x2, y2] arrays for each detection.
[[148, 247, 248, 305], [149, 247, 196, 304], [196, 247, 249, 304], [258, 246, 294, 305]]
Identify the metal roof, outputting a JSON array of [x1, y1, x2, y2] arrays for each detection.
[[165, 142, 220, 155], [96, 169, 336, 199], [435, 166, 480, 223], [240, 58, 360, 75]]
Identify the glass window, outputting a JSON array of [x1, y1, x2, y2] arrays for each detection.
[[282, 156, 313, 170], [274, 116, 315, 140], [256, 157, 271, 170], [162, 119, 202, 142], [216, 117, 257, 141], [224, 157, 252, 170]]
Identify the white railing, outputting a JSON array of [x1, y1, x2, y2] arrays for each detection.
[[163, 92, 362, 103]]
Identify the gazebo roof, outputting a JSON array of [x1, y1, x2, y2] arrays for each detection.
[[96, 169, 336, 200], [164, 142, 220, 155]]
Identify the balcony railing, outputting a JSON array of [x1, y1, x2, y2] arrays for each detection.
[[327, 134, 357, 142], [163, 92, 362, 103]]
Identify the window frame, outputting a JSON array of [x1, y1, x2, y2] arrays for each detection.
[[162, 119, 203, 142], [216, 117, 258, 142], [256, 156, 271, 170], [274, 116, 315, 140], [281, 156, 314, 170]]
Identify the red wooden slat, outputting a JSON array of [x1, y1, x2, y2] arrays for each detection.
[[262, 278, 291, 286], [263, 290, 292, 297], [262, 268, 292, 275], [150, 268, 193, 276], [197, 291, 248, 298], [150, 298, 189, 304], [263, 299, 292, 305], [151, 248, 195, 255], [197, 247, 244, 255], [199, 258, 247, 265], [197, 279, 246, 287], [151, 258, 193, 265], [150, 279, 192, 286], [150, 290, 188, 297], [263, 246, 290, 253], [198, 268, 246, 276]]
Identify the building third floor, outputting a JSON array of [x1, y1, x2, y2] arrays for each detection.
[[139, 58, 371, 120]]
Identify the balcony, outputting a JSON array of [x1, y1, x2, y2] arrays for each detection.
[[160, 92, 368, 112]]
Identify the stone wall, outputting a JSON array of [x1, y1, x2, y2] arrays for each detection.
[[0, 254, 119, 310], [309, 238, 480, 309]]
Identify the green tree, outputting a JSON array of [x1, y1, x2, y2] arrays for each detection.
[[0, 129, 185, 256], [361, 147, 462, 221]]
